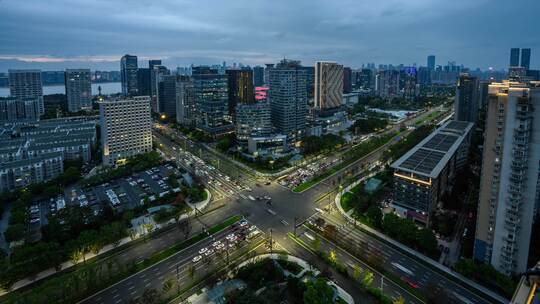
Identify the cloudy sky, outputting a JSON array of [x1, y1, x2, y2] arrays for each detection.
[[0, 0, 539, 71]]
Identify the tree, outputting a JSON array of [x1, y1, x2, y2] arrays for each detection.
[[141, 288, 159, 304], [187, 264, 196, 281], [366, 205, 383, 227], [312, 235, 321, 252], [393, 296, 405, 304], [162, 278, 175, 294], [352, 263, 362, 280], [4, 223, 26, 243], [328, 249, 337, 265], [361, 270, 374, 288], [303, 278, 335, 304], [417, 228, 438, 255]]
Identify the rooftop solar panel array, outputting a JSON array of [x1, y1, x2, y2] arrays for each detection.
[[445, 120, 470, 131], [399, 148, 446, 174], [423, 133, 459, 152]]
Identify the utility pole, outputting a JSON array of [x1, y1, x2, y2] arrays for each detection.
[[266, 228, 274, 253], [293, 217, 299, 236]]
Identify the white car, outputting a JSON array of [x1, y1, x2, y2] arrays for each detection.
[[239, 220, 248, 227], [226, 233, 236, 241], [199, 247, 208, 255], [212, 240, 222, 248], [216, 243, 225, 250], [204, 248, 214, 256], [192, 255, 202, 263]]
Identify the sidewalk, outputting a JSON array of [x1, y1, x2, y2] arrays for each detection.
[[0, 188, 212, 296], [333, 184, 508, 304]]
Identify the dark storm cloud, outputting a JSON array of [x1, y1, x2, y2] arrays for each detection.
[[0, 0, 539, 71]]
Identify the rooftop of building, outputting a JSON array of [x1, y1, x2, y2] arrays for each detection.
[[0, 152, 63, 170], [390, 120, 473, 179]]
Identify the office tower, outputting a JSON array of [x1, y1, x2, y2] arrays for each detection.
[[474, 81, 540, 276], [454, 74, 479, 123], [299, 66, 315, 99], [152, 66, 170, 113], [427, 55, 436, 70], [157, 75, 178, 118], [510, 48, 521, 67], [99, 97, 152, 166], [264, 64, 274, 85], [235, 101, 272, 148], [149, 60, 162, 98], [401, 67, 418, 100], [65, 69, 92, 112], [176, 76, 195, 126], [137, 68, 151, 96], [192, 67, 231, 134], [268, 59, 308, 142], [120, 54, 138, 96], [343, 67, 352, 93], [8, 69, 44, 115], [391, 120, 473, 225], [375, 70, 400, 99], [521, 48, 531, 70], [314, 61, 343, 110], [253, 66, 264, 87], [226, 69, 255, 119]]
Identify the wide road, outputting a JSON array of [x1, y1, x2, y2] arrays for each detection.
[[149, 117, 503, 304]]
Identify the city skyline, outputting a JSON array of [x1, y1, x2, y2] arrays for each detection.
[[1, 0, 539, 71]]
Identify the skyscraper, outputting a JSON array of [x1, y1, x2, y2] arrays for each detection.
[[454, 74, 479, 123], [99, 97, 152, 166], [192, 67, 231, 134], [510, 48, 521, 67], [474, 80, 540, 276], [8, 69, 44, 115], [120, 54, 138, 96], [268, 59, 307, 142], [137, 68, 151, 96], [253, 66, 264, 86], [226, 69, 254, 119], [157, 75, 178, 117], [314, 61, 343, 110], [427, 55, 436, 70], [235, 101, 272, 148], [521, 48, 531, 70], [176, 76, 196, 126], [342, 67, 352, 93], [152, 65, 170, 113], [65, 69, 92, 112], [401, 67, 418, 100], [375, 70, 400, 99], [149, 59, 162, 98]]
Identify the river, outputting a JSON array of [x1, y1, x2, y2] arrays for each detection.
[[0, 82, 121, 97]]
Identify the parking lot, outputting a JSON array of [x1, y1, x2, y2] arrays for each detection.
[[27, 164, 182, 238]]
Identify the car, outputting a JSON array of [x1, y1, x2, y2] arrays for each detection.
[[239, 220, 248, 227], [401, 277, 419, 289], [226, 233, 236, 240], [216, 243, 225, 250], [199, 247, 208, 255], [263, 195, 271, 200], [248, 225, 257, 232], [212, 240, 222, 247], [192, 255, 202, 263], [204, 248, 214, 256]]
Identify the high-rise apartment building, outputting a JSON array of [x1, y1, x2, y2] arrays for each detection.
[[454, 74, 479, 123], [510, 48, 521, 67], [376, 70, 400, 99], [99, 97, 152, 166], [226, 69, 254, 119], [314, 61, 343, 110], [521, 48, 531, 70], [474, 81, 540, 276], [401, 67, 418, 100], [427, 55, 436, 70], [176, 76, 196, 126], [192, 67, 231, 134], [120, 55, 138, 96], [253, 66, 264, 86], [343, 67, 352, 94], [65, 69, 92, 112], [268, 59, 308, 142], [0, 97, 40, 122], [8, 69, 44, 115]]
